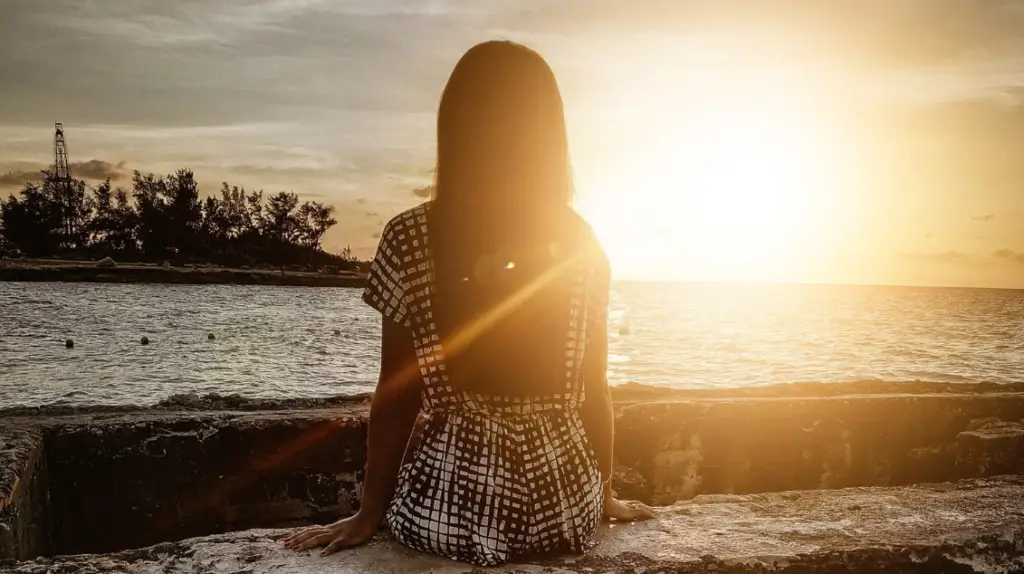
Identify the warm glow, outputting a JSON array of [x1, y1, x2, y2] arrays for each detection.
[[577, 92, 842, 284]]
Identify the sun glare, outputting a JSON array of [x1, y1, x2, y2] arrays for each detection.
[[579, 97, 838, 283]]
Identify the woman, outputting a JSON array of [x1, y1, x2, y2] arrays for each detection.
[[284, 40, 654, 566]]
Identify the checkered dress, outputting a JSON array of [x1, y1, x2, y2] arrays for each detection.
[[362, 202, 607, 566]]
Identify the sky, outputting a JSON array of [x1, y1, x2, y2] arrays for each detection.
[[1, 0, 1023, 288]]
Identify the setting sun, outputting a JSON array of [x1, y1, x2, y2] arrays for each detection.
[[579, 94, 840, 283]]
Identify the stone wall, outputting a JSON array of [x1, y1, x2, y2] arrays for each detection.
[[2, 382, 1024, 562], [45, 409, 367, 556], [0, 429, 49, 560], [612, 392, 1024, 504]]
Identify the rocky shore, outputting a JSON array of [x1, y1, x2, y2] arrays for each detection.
[[0, 260, 366, 287], [2, 381, 1024, 572]]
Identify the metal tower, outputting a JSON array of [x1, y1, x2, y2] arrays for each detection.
[[53, 122, 74, 248], [54, 122, 72, 182]]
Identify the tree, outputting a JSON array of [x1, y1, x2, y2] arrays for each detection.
[[165, 169, 203, 256], [87, 179, 115, 247], [0, 171, 91, 255], [133, 170, 171, 258], [264, 191, 300, 243], [107, 187, 139, 252], [296, 201, 337, 249], [1, 166, 350, 269]]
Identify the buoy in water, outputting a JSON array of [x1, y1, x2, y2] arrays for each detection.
[[208, 333, 215, 341], [140, 336, 149, 345], [333, 329, 341, 336], [65, 339, 74, 349]]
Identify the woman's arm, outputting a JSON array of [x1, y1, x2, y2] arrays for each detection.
[[579, 262, 655, 522], [284, 317, 423, 554], [579, 311, 614, 484], [353, 317, 423, 522]]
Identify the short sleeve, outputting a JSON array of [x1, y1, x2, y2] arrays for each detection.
[[362, 218, 412, 327]]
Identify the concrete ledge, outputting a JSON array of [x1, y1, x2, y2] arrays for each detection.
[[7, 476, 1024, 573], [4, 385, 1024, 562], [613, 392, 1024, 504]]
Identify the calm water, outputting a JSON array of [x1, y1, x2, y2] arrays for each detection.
[[1, 282, 1022, 407]]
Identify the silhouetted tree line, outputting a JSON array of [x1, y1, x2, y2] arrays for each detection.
[[0, 169, 357, 270]]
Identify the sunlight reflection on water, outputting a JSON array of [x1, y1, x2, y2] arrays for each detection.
[[1, 281, 1021, 407]]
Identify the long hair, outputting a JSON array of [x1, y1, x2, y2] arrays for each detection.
[[429, 41, 587, 397], [433, 40, 573, 211]]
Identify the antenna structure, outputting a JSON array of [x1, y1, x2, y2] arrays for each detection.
[[53, 122, 75, 248]]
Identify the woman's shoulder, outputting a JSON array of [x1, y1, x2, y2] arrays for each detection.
[[378, 201, 435, 245], [568, 211, 609, 268]]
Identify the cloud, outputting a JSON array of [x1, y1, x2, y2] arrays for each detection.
[[0, 169, 45, 188], [412, 184, 434, 198], [71, 160, 128, 181], [507, 0, 1024, 68], [994, 249, 1024, 263], [971, 214, 996, 221], [0, 159, 126, 188], [900, 250, 969, 264]]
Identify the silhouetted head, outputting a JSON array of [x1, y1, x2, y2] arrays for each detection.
[[434, 40, 573, 212], [429, 42, 590, 397]]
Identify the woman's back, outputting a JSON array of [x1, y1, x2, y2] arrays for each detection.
[[365, 201, 609, 411], [363, 200, 610, 564]]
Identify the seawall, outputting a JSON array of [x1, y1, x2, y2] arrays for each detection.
[[2, 381, 1024, 572], [0, 262, 365, 287]]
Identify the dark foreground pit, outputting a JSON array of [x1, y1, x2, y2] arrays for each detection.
[[2, 381, 1024, 571]]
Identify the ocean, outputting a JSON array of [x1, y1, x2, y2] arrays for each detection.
[[1, 281, 1021, 408]]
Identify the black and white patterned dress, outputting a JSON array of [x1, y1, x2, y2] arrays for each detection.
[[362, 202, 608, 566]]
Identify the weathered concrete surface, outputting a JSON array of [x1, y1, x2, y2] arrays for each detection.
[[43, 407, 369, 556], [613, 393, 1024, 505], [4, 384, 1024, 560], [7, 476, 1024, 573], [0, 429, 48, 561]]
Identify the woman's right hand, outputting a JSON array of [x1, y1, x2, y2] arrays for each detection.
[[603, 495, 656, 522], [282, 512, 380, 555]]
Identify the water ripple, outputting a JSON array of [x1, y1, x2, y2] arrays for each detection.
[[0, 281, 1021, 407]]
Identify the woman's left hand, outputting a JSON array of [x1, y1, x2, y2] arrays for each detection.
[[282, 512, 379, 555], [603, 496, 656, 522]]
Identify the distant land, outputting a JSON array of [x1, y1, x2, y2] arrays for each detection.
[[0, 258, 366, 288], [0, 168, 369, 282]]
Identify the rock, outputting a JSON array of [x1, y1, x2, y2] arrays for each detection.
[[64, 339, 73, 349], [333, 329, 342, 336], [611, 464, 652, 502], [956, 418, 1024, 477], [207, 333, 215, 341], [7, 477, 1024, 573], [140, 336, 149, 346], [95, 257, 116, 268]]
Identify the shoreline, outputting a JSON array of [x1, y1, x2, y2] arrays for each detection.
[[4, 379, 1024, 418], [0, 260, 366, 287]]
